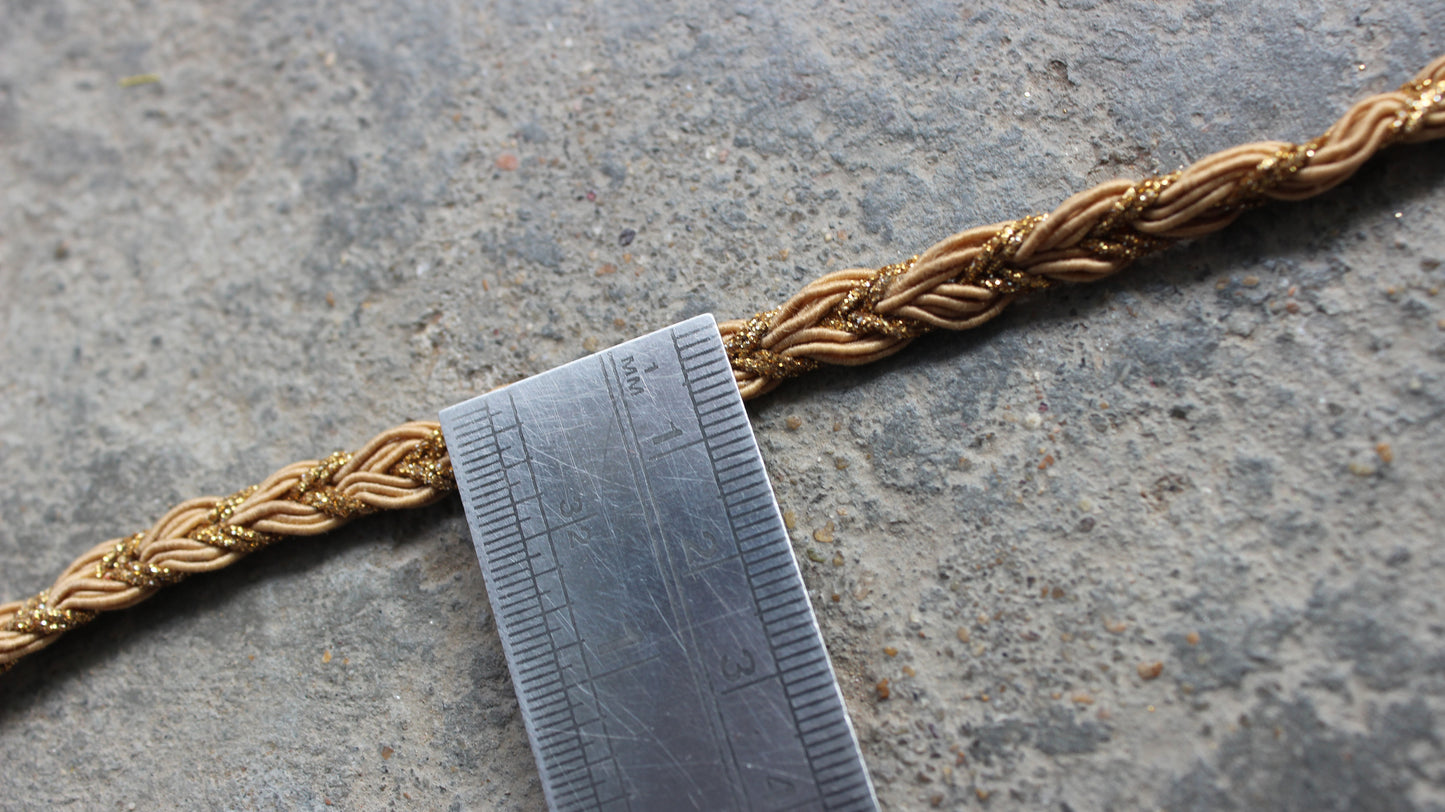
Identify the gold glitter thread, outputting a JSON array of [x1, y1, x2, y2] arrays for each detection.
[[723, 261, 927, 388], [1090, 172, 1181, 236], [721, 54, 1445, 398], [728, 348, 820, 381], [1223, 141, 1320, 209], [816, 259, 931, 338], [188, 524, 281, 555], [96, 533, 183, 589], [960, 215, 1053, 294], [207, 484, 260, 525], [298, 488, 374, 520], [1073, 172, 1182, 263], [294, 451, 353, 496], [392, 429, 456, 492], [0, 421, 456, 671], [1392, 77, 1444, 140], [4, 592, 97, 636]]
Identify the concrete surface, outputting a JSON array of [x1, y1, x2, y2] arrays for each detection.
[[2, 1, 1444, 809]]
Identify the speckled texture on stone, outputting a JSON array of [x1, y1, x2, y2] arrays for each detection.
[[2, 2, 1444, 810]]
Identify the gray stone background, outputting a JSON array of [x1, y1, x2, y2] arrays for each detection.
[[2, 1, 1443, 809]]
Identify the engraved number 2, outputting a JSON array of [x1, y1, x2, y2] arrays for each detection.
[[683, 530, 720, 561]]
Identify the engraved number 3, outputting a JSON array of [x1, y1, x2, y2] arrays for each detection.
[[557, 489, 583, 517], [720, 648, 756, 681]]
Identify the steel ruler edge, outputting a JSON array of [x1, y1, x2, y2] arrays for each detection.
[[439, 314, 878, 812]]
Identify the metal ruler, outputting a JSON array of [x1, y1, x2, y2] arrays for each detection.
[[439, 315, 877, 812]]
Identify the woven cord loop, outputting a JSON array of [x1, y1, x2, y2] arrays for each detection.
[[2, 56, 1443, 674]]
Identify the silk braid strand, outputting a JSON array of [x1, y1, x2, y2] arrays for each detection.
[[0, 423, 453, 673], [2, 56, 1443, 674], [722, 54, 1445, 397]]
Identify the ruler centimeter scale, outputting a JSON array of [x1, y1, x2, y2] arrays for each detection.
[[440, 315, 877, 812]]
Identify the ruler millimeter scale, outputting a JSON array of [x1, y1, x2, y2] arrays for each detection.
[[439, 315, 877, 811]]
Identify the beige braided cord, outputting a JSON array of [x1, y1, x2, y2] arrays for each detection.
[[2, 57, 1443, 675], [0, 423, 454, 673], [721, 55, 1445, 398]]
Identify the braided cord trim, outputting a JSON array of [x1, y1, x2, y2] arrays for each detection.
[[722, 56, 1445, 398], [0, 423, 453, 672], [2, 57, 1442, 675]]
